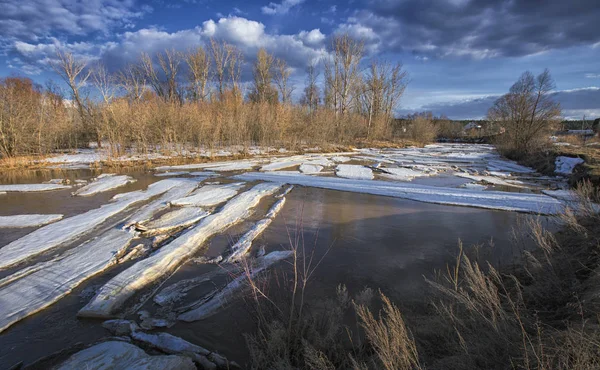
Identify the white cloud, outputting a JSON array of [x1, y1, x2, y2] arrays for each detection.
[[11, 16, 328, 76], [261, 0, 305, 15], [585, 73, 600, 79]]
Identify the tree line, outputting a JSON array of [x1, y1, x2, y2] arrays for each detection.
[[0, 34, 410, 158]]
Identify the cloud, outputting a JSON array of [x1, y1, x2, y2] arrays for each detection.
[[344, 0, 600, 59], [10, 16, 328, 77], [0, 0, 150, 42], [585, 73, 600, 79], [261, 0, 305, 15], [400, 87, 600, 119]]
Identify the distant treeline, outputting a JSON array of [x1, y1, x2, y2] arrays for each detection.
[[0, 34, 416, 158]]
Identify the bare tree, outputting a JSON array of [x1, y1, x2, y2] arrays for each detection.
[[118, 63, 147, 103], [52, 50, 91, 122], [157, 49, 183, 103], [139, 52, 165, 99], [92, 64, 117, 105], [226, 43, 244, 101], [488, 69, 561, 156], [324, 34, 364, 115], [185, 46, 211, 102], [249, 48, 276, 103], [273, 58, 293, 104], [210, 39, 232, 101], [300, 63, 320, 112]]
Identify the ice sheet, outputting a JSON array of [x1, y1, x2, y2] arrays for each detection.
[[335, 164, 374, 180], [73, 174, 136, 196], [143, 207, 210, 236], [299, 164, 323, 174], [0, 183, 70, 192], [0, 179, 182, 270], [224, 197, 286, 263], [0, 229, 135, 333], [178, 251, 293, 321], [78, 182, 282, 318], [0, 214, 63, 228], [234, 172, 564, 214], [170, 183, 245, 207]]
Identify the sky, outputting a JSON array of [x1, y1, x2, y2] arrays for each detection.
[[1, 0, 599, 120]]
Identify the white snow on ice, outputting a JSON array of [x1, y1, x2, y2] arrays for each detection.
[[73, 174, 136, 196], [299, 164, 324, 174], [0, 179, 184, 270], [234, 172, 564, 214], [0, 214, 63, 228], [0, 183, 70, 192], [79, 182, 282, 318], [170, 183, 245, 207], [336, 164, 374, 180]]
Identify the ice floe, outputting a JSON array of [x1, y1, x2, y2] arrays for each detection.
[[0, 183, 70, 192], [0, 181, 197, 332], [54, 341, 195, 370], [455, 173, 529, 188], [0, 214, 63, 228], [73, 174, 136, 196], [555, 156, 584, 175], [0, 179, 183, 270], [235, 172, 564, 214], [224, 197, 286, 263], [335, 164, 374, 180], [299, 163, 324, 174], [380, 167, 431, 181], [142, 207, 210, 236], [78, 182, 282, 318], [170, 183, 245, 207], [0, 228, 135, 333], [178, 250, 293, 322]]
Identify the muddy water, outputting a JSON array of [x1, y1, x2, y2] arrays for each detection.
[[0, 169, 536, 369]]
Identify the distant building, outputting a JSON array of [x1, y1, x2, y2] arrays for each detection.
[[463, 121, 482, 131]]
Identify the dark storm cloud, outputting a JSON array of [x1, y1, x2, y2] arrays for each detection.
[[352, 0, 600, 58], [402, 87, 600, 119]]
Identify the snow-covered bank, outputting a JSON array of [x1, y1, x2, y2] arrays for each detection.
[[0, 180, 184, 270], [0, 183, 70, 192], [0, 214, 63, 228], [73, 174, 136, 196], [235, 172, 564, 214], [78, 182, 283, 318]]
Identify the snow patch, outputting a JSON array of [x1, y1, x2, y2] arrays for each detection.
[[555, 156, 584, 175]]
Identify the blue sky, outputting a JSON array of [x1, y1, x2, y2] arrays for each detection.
[[2, 0, 599, 119]]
